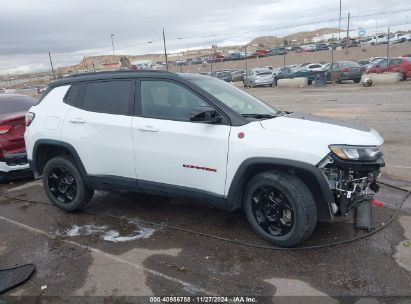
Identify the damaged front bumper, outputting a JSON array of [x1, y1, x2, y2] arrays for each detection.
[[318, 152, 385, 217]]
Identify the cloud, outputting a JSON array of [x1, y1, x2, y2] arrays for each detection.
[[0, 0, 410, 74]]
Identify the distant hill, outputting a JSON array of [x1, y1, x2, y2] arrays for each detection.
[[249, 28, 341, 47]]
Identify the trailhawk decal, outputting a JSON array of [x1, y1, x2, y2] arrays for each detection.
[[183, 164, 217, 173]]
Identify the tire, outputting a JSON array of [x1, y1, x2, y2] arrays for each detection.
[[308, 80, 312, 85], [400, 72, 406, 81], [0, 172, 7, 183], [354, 78, 361, 83], [243, 171, 317, 247], [43, 155, 94, 212]]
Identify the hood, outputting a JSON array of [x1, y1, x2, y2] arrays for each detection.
[[260, 112, 384, 146]]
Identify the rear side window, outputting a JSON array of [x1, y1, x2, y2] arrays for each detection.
[[0, 96, 37, 114], [64, 83, 82, 106], [82, 80, 132, 115]]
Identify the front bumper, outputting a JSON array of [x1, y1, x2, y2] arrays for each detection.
[[318, 153, 384, 216]]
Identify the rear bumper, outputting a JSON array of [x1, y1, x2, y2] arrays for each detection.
[[0, 152, 30, 173], [254, 79, 274, 85]]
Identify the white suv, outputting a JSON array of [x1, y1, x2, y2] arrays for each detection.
[[24, 71, 385, 247]]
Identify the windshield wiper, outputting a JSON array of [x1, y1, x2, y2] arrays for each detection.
[[241, 113, 278, 119]]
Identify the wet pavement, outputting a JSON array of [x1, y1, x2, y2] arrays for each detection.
[[0, 177, 411, 302]]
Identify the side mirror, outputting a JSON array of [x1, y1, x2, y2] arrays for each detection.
[[190, 106, 221, 124]]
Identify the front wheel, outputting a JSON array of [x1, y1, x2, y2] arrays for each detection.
[[43, 156, 94, 212], [243, 171, 317, 247], [354, 78, 361, 83]]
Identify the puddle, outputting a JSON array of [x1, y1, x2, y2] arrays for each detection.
[[393, 215, 411, 272], [56, 221, 156, 243]]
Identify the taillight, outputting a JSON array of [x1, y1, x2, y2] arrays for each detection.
[[25, 112, 35, 126], [0, 125, 12, 134], [342, 67, 349, 72]]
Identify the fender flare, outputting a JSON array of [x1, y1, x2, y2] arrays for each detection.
[[226, 157, 334, 221], [31, 139, 87, 177]]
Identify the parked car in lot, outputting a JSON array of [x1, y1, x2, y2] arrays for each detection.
[[323, 61, 365, 83], [306, 63, 323, 72], [366, 57, 411, 80], [230, 70, 245, 82], [273, 66, 316, 85], [243, 68, 274, 87], [207, 54, 225, 63], [25, 70, 385, 247], [191, 57, 204, 65], [251, 49, 270, 58], [0, 94, 37, 182], [210, 70, 232, 82], [225, 52, 242, 61], [315, 44, 329, 51], [269, 47, 287, 55]]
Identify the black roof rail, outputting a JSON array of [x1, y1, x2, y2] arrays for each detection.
[[65, 69, 171, 78]]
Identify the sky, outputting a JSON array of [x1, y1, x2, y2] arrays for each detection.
[[0, 0, 410, 75]]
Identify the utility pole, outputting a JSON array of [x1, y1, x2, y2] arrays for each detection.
[[386, 27, 390, 69], [346, 12, 350, 50], [111, 34, 115, 56], [48, 52, 56, 80], [163, 28, 169, 71], [331, 34, 334, 65], [283, 43, 286, 68], [338, 0, 342, 41], [244, 44, 248, 73]]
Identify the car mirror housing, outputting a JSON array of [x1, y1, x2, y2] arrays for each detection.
[[190, 106, 221, 123]]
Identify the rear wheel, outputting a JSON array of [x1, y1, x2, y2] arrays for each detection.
[[354, 78, 361, 83], [43, 156, 94, 212], [243, 171, 317, 247]]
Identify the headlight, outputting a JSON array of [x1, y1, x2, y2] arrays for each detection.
[[329, 145, 382, 161]]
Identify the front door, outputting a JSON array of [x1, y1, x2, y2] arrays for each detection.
[[132, 79, 231, 196]]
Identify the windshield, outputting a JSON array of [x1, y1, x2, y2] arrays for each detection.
[[191, 77, 278, 117]]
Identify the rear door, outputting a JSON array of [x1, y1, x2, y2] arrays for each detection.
[[131, 78, 231, 196], [61, 80, 136, 180]]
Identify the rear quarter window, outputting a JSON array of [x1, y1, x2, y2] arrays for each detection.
[[63, 83, 82, 106]]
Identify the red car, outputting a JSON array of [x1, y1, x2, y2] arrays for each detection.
[[251, 49, 270, 58], [0, 94, 37, 182], [366, 57, 411, 80]]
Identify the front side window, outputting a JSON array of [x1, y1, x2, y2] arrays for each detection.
[[82, 80, 131, 115], [389, 59, 401, 65], [140, 80, 208, 121]]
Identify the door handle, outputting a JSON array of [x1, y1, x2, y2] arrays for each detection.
[[69, 118, 86, 124], [136, 125, 159, 132]]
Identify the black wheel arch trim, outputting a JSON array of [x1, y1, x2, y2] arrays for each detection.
[[226, 157, 334, 221], [31, 139, 88, 177]]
